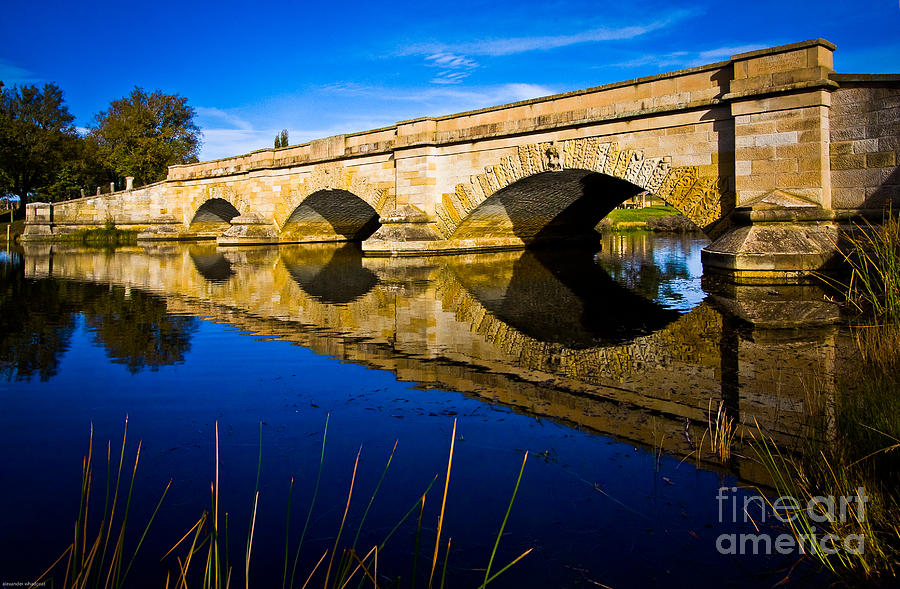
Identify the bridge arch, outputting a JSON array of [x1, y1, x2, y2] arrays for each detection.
[[188, 186, 252, 234], [274, 165, 390, 228], [272, 164, 389, 243], [436, 139, 730, 243], [279, 189, 381, 242]]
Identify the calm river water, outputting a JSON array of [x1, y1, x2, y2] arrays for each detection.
[[0, 234, 854, 587]]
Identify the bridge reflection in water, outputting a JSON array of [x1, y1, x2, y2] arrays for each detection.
[[22, 237, 856, 484]]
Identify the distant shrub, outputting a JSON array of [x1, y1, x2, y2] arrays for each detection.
[[647, 214, 700, 233]]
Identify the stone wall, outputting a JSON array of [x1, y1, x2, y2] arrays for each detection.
[[24, 182, 169, 237], [829, 75, 900, 210]]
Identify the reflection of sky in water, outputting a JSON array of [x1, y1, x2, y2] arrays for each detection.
[[651, 237, 707, 311], [597, 232, 709, 312], [0, 249, 21, 266]]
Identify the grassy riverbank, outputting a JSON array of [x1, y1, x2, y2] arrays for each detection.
[[73, 226, 139, 246], [598, 204, 699, 232], [1, 220, 137, 246]]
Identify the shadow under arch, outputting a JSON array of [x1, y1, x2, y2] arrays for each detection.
[[188, 245, 235, 283], [280, 189, 380, 243], [449, 170, 644, 247], [444, 246, 681, 348], [280, 243, 378, 304], [189, 198, 241, 234]]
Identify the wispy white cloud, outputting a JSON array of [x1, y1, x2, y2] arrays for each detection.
[[431, 72, 471, 85], [198, 127, 273, 161], [399, 11, 694, 86], [402, 83, 555, 106], [196, 106, 279, 159], [317, 81, 375, 95], [403, 11, 692, 58], [321, 82, 555, 109], [196, 102, 396, 161], [697, 44, 768, 61], [196, 81, 557, 161], [606, 42, 774, 71], [608, 52, 690, 69], [195, 106, 255, 131], [425, 52, 479, 84], [426, 53, 478, 69], [0, 60, 42, 85]]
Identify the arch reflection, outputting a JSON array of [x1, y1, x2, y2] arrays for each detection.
[[281, 243, 378, 304], [445, 248, 680, 348]]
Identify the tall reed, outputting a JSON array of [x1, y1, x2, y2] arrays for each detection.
[[40, 416, 532, 588], [834, 214, 900, 324], [30, 418, 171, 589], [707, 400, 736, 463], [748, 212, 900, 583]]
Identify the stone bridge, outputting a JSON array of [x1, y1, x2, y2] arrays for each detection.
[[24, 39, 900, 283]]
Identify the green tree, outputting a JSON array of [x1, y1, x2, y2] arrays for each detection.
[[41, 135, 112, 201], [274, 128, 288, 149], [0, 82, 79, 203], [90, 87, 201, 186]]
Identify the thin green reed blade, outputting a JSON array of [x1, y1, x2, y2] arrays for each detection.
[[412, 494, 425, 589], [481, 548, 533, 587], [120, 479, 172, 585], [290, 413, 330, 589], [98, 417, 129, 584], [113, 439, 144, 587], [378, 475, 438, 553], [481, 451, 528, 589], [281, 477, 294, 589], [324, 448, 361, 588], [429, 419, 457, 588], [244, 424, 264, 589], [439, 537, 451, 589], [352, 440, 398, 553]]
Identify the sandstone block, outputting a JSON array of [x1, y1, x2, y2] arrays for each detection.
[[736, 121, 777, 136], [831, 168, 885, 188], [830, 154, 866, 170], [831, 187, 867, 209], [878, 107, 900, 125], [775, 142, 821, 160], [746, 49, 808, 77], [739, 146, 777, 160], [672, 153, 712, 167], [830, 141, 853, 156], [775, 116, 820, 133], [831, 127, 867, 141], [852, 138, 881, 154], [878, 136, 900, 153], [755, 132, 799, 147], [798, 129, 824, 143], [775, 172, 824, 188], [736, 174, 777, 191]]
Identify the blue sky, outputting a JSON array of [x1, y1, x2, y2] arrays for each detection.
[[3, 0, 898, 161]]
